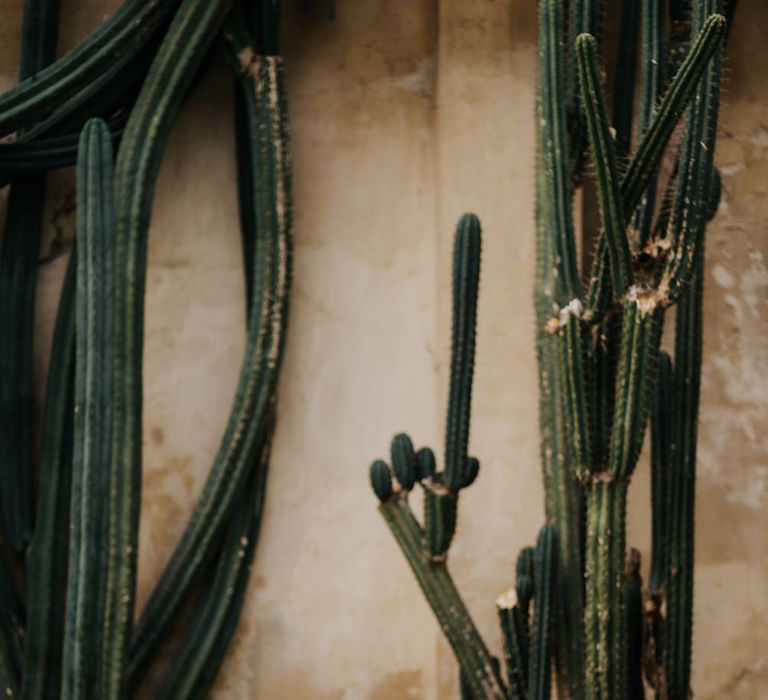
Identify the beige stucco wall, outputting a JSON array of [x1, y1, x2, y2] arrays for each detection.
[[1, 1, 766, 698]]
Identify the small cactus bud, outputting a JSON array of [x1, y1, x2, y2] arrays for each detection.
[[391, 433, 416, 491], [370, 460, 393, 502], [416, 447, 436, 481], [461, 456, 480, 488]]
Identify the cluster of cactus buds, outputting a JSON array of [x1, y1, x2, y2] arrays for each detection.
[[0, 0, 292, 697], [369, 2, 735, 699]]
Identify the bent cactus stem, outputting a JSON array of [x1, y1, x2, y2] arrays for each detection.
[[378, 495, 508, 700]]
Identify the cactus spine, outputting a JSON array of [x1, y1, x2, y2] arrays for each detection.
[[0, 0, 293, 696], [370, 2, 733, 699]]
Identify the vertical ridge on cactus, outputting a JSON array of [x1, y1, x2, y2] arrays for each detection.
[[62, 118, 116, 700]]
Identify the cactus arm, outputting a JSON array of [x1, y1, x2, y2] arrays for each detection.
[[539, 0, 581, 303], [585, 11, 724, 305], [0, 1, 176, 138], [620, 13, 725, 217], [661, 3, 724, 303], [20, 38, 153, 143], [102, 0, 234, 695], [529, 526, 557, 700], [497, 594, 528, 700], [128, 13, 292, 688], [378, 496, 509, 700], [20, 256, 76, 700], [584, 481, 628, 700], [633, 0, 665, 248], [612, 0, 641, 162], [444, 214, 481, 492], [576, 32, 633, 298], [61, 119, 116, 700]]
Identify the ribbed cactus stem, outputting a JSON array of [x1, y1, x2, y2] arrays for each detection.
[[378, 498, 508, 700], [576, 31, 633, 298], [607, 304, 664, 482], [105, 0, 234, 694], [63, 118, 116, 700], [529, 525, 557, 700], [621, 13, 725, 219], [497, 591, 528, 700], [422, 483, 458, 559], [444, 213, 481, 492], [130, 10, 292, 689], [584, 480, 628, 700], [0, 1, 176, 138]]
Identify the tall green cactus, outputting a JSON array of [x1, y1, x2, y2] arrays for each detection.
[[0, 0, 293, 696], [369, 2, 733, 699]]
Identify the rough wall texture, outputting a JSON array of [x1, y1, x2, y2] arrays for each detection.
[[0, 1, 766, 698]]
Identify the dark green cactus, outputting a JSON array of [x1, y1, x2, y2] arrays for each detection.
[[370, 460, 394, 503], [370, 2, 733, 699], [416, 447, 437, 481], [445, 213, 481, 492], [62, 118, 116, 700], [529, 526, 557, 700], [0, 0, 293, 696], [391, 433, 417, 491]]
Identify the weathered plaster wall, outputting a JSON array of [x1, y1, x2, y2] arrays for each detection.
[[0, 1, 766, 698]]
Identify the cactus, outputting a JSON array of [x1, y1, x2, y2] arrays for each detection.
[[0, 0, 293, 696], [369, 2, 733, 699]]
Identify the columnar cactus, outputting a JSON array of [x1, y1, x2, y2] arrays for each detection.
[[368, 2, 734, 699], [0, 0, 292, 696]]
